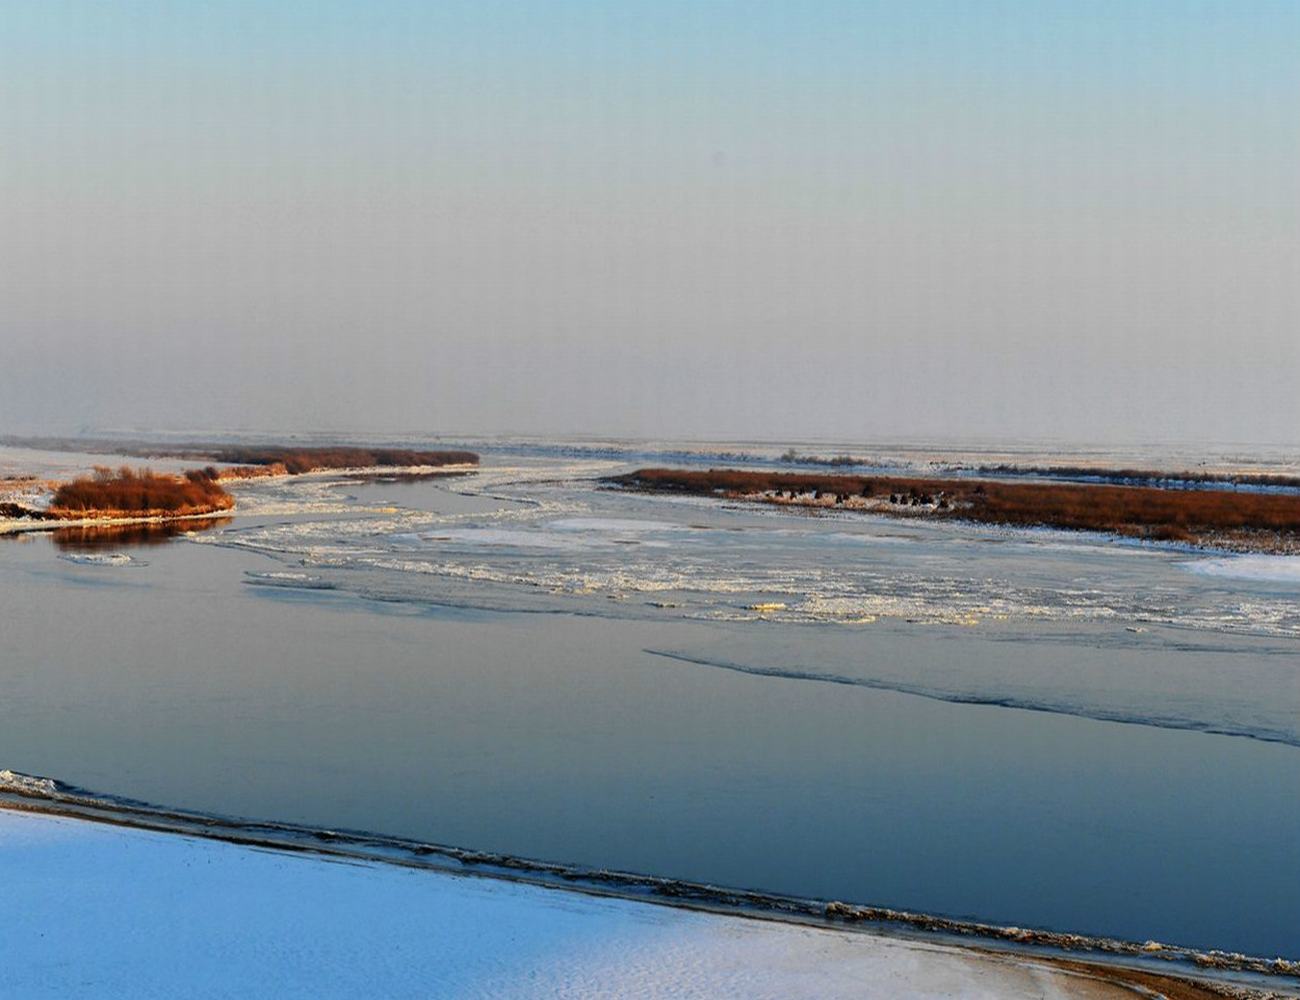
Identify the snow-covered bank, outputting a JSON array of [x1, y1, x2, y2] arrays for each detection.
[[0, 807, 1181, 999], [0, 508, 232, 536]]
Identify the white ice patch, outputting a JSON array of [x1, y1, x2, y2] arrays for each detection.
[[59, 553, 138, 567], [1183, 555, 1300, 585], [173, 455, 1300, 638], [0, 769, 59, 794], [823, 531, 915, 546], [244, 571, 337, 590], [547, 517, 685, 534], [420, 528, 591, 550]]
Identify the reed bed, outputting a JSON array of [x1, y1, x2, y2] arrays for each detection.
[[615, 468, 1300, 544]]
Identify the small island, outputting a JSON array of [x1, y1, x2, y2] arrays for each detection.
[[1, 467, 234, 524], [0, 445, 480, 531]]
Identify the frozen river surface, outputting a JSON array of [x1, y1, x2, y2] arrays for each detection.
[[2, 444, 1298, 957]]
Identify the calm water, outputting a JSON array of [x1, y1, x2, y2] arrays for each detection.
[[2, 444, 1298, 956]]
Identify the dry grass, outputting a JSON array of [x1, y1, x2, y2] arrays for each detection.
[[615, 468, 1300, 544], [976, 464, 1300, 490], [210, 447, 478, 475], [48, 467, 234, 518]]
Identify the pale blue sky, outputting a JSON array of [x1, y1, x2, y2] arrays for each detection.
[[3, 2, 1297, 443]]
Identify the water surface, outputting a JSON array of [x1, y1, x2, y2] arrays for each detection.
[[2, 444, 1298, 957]]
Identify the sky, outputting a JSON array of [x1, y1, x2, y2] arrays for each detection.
[[2, 1, 1297, 446]]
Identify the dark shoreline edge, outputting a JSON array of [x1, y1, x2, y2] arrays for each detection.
[[0, 770, 1294, 994]]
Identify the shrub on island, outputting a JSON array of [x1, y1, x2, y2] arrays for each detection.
[[48, 467, 235, 518]]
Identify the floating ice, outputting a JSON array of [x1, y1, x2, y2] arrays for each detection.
[[1183, 555, 1300, 585], [59, 553, 137, 567]]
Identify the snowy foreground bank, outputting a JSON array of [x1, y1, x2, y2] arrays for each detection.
[[1, 809, 1173, 1000]]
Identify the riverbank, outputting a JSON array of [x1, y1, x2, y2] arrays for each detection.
[[610, 469, 1300, 554], [2, 802, 1285, 999], [2, 769, 1295, 998]]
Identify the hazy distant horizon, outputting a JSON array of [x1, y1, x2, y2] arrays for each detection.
[[11, 426, 1300, 463], [4, 2, 1297, 447]]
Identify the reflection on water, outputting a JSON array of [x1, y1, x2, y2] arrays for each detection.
[[50, 517, 231, 551]]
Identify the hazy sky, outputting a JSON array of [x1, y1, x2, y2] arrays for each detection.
[[2, 1, 1297, 445]]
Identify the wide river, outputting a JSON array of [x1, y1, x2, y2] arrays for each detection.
[[2, 441, 1298, 957]]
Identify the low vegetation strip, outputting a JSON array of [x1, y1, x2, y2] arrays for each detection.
[[207, 447, 478, 475], [47, 467, 234, 519], [972, 464, 1300, 492], [612, 468, 1300, 550]]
